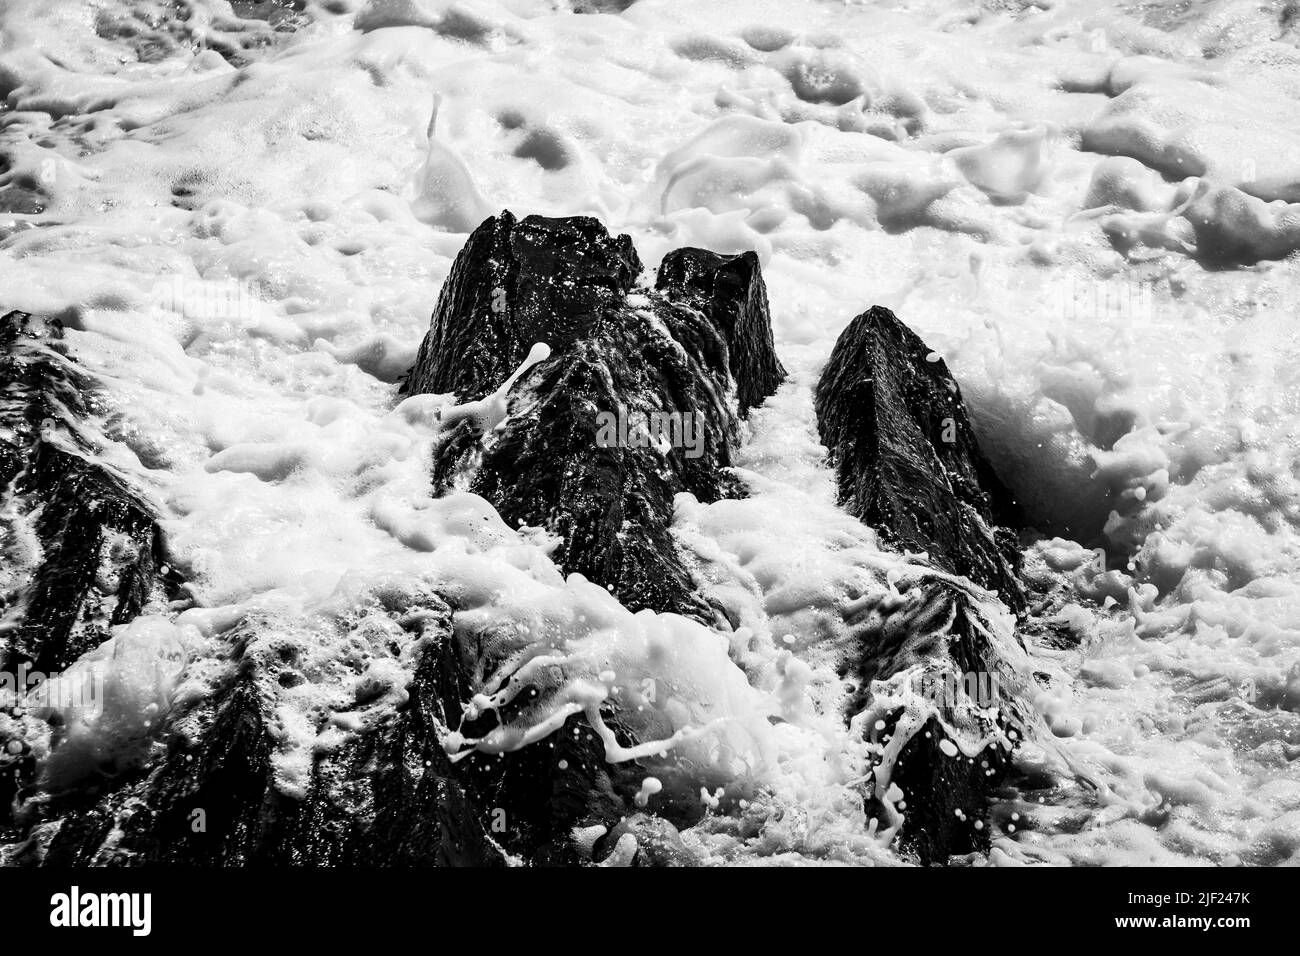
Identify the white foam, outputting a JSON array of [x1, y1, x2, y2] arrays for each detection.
[[3, 0, 1298, 866]]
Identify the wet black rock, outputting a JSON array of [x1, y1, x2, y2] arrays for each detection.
[[654, 248, 786, 416], [16, 595, 647, 867], [817, 305, 1033, 863], [0, 311, 182, 676], [403, 212, 785, 620], [401, 213, 643, 401], [841, 578, 1032, 864], [815, 305, 1024, 611], [22, 613, 504, 865]]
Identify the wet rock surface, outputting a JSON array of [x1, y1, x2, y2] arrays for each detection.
[[0, 310, 181, 675], [816, 305, 1025, 612], [9, 595, 648, 866], [818, 306, 1032, 863], [3, 243, 1040, 870], [843, 579, 1032, 864], [404, 212, 785, 620], [654, 247, 786, 416]]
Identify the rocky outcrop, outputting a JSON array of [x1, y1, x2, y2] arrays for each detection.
[[4, 230, 771, 863], [13, 600, 496, 865], [14, 594, 648, 867], [654, 248, 785, 416], [841, 578, 1031, 864], [0, 311, 181, 676], [815, 305, 1024, 612], [402, 212, 785, 620], [1, 310, 182, 834], [3, 238, 1041, 869], [817, 305, 1031, 864]]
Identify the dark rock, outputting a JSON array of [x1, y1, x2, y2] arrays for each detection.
[[404, 212, 785, 619], [816, 306, 1034, 863], [655, 248, 786, 416], [17, 599, 502, 866], [428, 596, 647, 865], [15, 594, 648, 867], [840, 579, 1031, 864], [401, 213, 642, 402], [0, 311, 182, 675], [815, 305, 1024, 611]]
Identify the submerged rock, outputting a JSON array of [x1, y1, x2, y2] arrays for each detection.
[[13, 594, 652, 867], [403, 212, 785, 620], [7, 599, 480, 865], [815, 305, 1024, 611], [0, 311, 181, 675], [841, 578, 1032, 864]]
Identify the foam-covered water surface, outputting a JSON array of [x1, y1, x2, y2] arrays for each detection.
[[2, 0, 1298, 865]]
